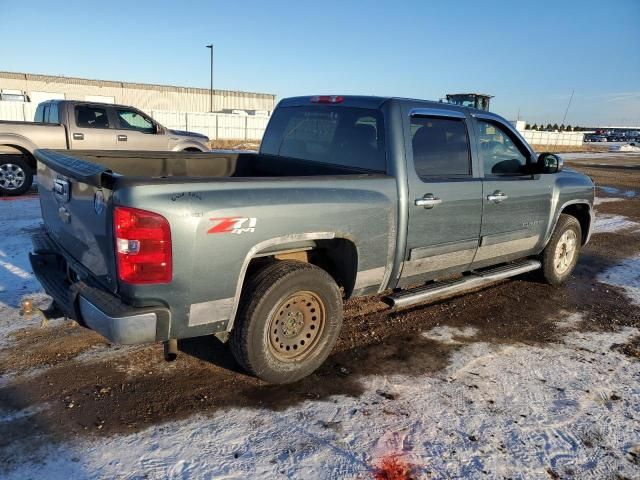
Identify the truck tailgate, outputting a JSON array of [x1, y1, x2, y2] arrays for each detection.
[[34, 150, 117, 292]]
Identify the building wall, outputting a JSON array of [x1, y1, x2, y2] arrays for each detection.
[[0, 71, 276, 113]]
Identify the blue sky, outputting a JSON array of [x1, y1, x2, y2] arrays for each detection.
[[2, 0, 639, 126]]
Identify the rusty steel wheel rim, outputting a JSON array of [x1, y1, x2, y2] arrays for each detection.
[[268, 291, 326, 362]]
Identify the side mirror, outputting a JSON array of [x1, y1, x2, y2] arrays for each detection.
[[153, 124, 164, 135], [537, 152, 563, 174]]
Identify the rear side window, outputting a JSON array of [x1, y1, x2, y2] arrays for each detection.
[[75, 105, 110, 129], [261, 106, 386, 172], [410, 116, 471, 178]]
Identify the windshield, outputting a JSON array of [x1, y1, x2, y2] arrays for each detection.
[[260, 106, 386, 172]]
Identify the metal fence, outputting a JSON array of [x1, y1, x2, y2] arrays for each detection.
[[519, 129, 585, 147], [0, 101, 269, 140]]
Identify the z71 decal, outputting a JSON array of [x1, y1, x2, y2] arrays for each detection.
[[208, 217, 257, 235]]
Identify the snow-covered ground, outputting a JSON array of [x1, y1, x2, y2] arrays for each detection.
[[1, 196, 639, 479], [560, 151, 640, 161], [3, 323, 639, 480]]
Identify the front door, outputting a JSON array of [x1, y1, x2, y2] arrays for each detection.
[[400, 108, 483, 286], [113, 107, 169, 150], [471, 116, 553, 268], [69, 104, 116, 149]]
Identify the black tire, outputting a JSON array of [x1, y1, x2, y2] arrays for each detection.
[[541, 214, 582, 286], [230, 260, 343, 384], [0, 155, 33, 196]]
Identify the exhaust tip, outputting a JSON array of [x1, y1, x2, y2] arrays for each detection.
[[163, 339, 178, 362]]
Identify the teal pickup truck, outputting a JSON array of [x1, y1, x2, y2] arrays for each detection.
[[30, 95, 594, 383]]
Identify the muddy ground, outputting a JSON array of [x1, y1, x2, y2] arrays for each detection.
[[1, 153, 639, 478]]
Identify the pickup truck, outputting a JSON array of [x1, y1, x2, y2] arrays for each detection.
[[29, 95, 595, 384], [0, 100, 210, 196]]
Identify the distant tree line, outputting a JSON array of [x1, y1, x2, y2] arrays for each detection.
[[526, 123, 585, 132]]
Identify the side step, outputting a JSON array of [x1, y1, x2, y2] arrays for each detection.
[[384, 259, 541, 309]]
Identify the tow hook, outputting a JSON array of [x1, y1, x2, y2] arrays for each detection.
[[163, 339, 178, 362]]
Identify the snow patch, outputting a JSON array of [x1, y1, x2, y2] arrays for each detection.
[[593, 196, 623, 206], [609, 144, 640, 153], [597, 186, 637, 198], [592, 214, 640, 234], [598, 255, 640, 306], [555, 312, 584, 329], [421, 325, 478, 344]]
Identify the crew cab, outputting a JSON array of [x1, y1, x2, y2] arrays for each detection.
[[29, 95, 595, 384], [0, 100, 209, 195]]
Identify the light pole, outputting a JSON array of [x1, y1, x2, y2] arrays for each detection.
[[206, 44, 213, 112]]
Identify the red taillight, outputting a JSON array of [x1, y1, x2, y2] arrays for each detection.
[[310, 95, 344, 104], [114, 206, 172, 284]]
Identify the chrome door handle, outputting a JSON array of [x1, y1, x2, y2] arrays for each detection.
[[415, 194, 442, 209], [487, 191, 508, 203], [73, 133, 84, 140], [117, 134, 127, 141]]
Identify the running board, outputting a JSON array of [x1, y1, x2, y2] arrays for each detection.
[[384, 259, 541, 309]]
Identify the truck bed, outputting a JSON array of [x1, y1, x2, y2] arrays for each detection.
[[35, 149, 385, 189]]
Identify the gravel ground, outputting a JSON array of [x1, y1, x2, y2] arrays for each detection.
[[0, 154, 639, 479]]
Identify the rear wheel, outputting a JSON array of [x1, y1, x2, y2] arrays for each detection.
[[541, 214, 582, 285], [0, 156, 33, 196], [230, 260, 343, 384]]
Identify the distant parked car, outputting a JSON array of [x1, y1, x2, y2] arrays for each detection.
[[0, 100, 210, 195]]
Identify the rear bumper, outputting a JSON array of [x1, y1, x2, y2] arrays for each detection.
[[29, 230, 169, 344]]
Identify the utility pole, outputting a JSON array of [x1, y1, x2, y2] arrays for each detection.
[[206, 44, 214, 112]]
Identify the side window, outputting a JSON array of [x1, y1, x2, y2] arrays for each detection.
[[117, 109, 154, 133], [477, 120, 529, 175], [75, 106, 110, 129], [410, 116, 471, 178]]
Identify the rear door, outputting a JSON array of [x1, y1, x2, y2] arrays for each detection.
[[113, 107, 169, 150], [69, 104, 116, 149], [470, 115, 552, 268], [400, 108, 483, 286]]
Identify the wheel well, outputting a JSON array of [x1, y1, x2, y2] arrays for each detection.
[[561, 203, 591, 244], [182, 147, 203, 152], [0, 145, 36, 169], [245, 238, 359, 298]]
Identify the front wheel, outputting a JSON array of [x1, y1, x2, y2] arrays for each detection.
[[0, 156, 33, 196], [541, 214, 582, 286], [230, 260, 343, 384]]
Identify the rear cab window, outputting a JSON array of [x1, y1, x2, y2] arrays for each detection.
[[261, 106, 386, 172]]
